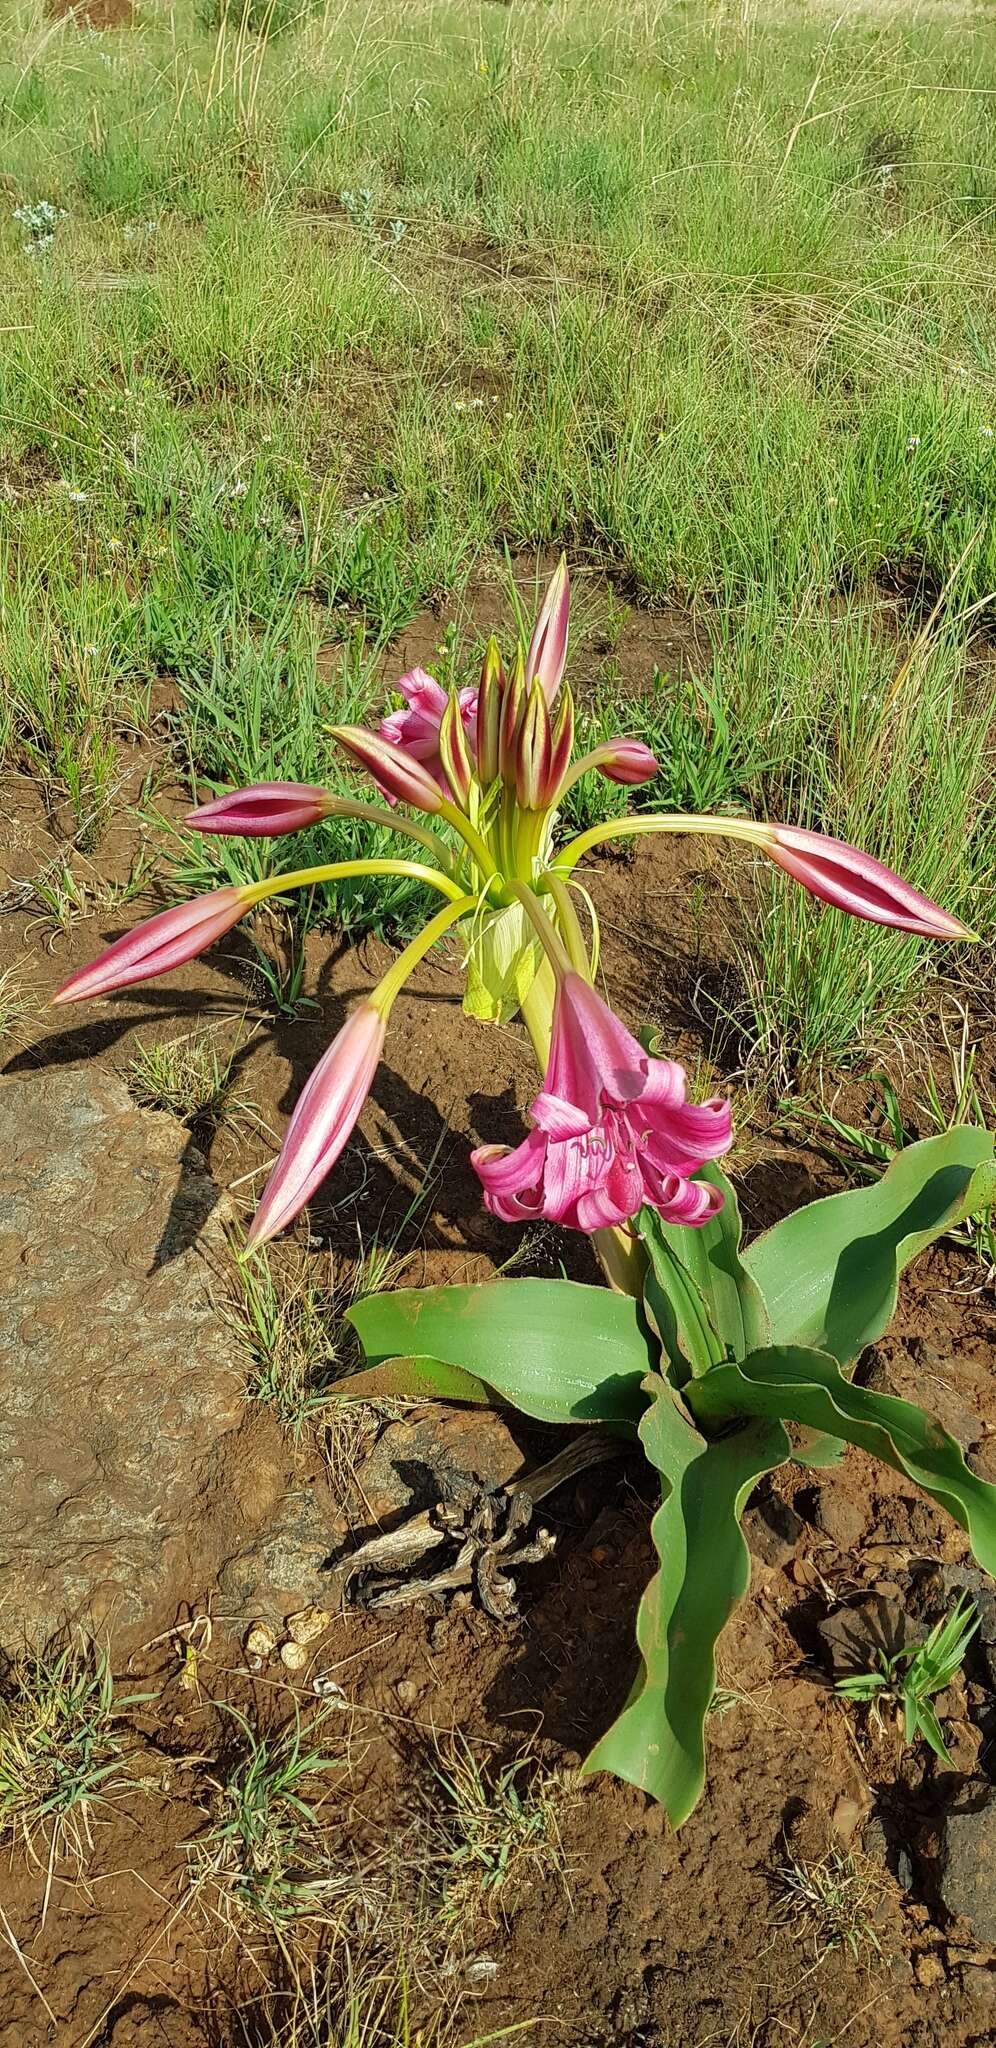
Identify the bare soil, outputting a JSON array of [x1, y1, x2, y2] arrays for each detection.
[[3, 600, 996, 2047]]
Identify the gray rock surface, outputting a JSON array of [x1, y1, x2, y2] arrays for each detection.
[[0, 1067, 247, 1648], [938, 1789, 996, 1944]]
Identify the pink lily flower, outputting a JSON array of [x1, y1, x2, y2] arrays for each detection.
[[524, 555, 570, 704], [247, 1003, 386, 1246], [472, 972, 732, 1231], [53, 886, 254, 1004], [761, 824, 973, 939], [186, 782, 335, 837], [378, 669, 478, 801]]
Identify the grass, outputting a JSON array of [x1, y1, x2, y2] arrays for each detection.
[[189, 1699, 347, 1926], [128, 1022, 257, 1132], [2, 0, 995, 1068], [771, 1845, 886, 1962], [227, 1241, 353, 1433], [432, 1735, 569, 1930], [0, 1635, 141, 1916]]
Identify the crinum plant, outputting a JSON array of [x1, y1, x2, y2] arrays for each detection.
[[57, 562, 996, 1823]]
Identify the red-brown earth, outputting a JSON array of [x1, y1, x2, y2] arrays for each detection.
[[2, 586, 996, 2048]]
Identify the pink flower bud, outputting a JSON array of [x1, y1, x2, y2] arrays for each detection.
[[591, 738, 659, 787], [515, 681, 552, 811], [330, 726, 446, 814], [438, 690, 475, 809], [186, 782, 334, 837], [53, 887, 254, 1004], [525, 555, 570, 704], [247, 1003, 386, 1245], [762, 824, 973, 939]]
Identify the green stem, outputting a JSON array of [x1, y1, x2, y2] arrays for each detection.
[[509, 881, 573, 979], [540, 870, 590, 977], [243, 859, 466, 910], [437, 798, 502, 886], [322, 798, 456, 870], [373, 891, 477, 1012], [554, 812, 769, 878]]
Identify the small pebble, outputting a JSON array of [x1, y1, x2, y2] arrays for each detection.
[[245, 1621, 277, 1659], [313, 1675, 348, 1704], [287, 1604, 331, 1647], [280, 1640, 308, 1671], [396, 1679, 418, 1707]]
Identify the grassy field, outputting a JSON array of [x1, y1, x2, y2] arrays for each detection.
[[4, 4, 996, 2040], [2, 0, 996, 1074]]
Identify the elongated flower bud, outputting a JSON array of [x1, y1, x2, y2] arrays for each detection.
[[515, 680, 553, 810], [187, 782, 335, 837], [525, 555, 570, 704], [758, 824, 973, 938], [547, 687, 575, 803], [248, 1003, 386, 1246], [329, 725, 445, 814], [475, 637, 503, 786], [587, 738, 658, 787], [53, 886, 254, 1004], [499, 651, 526, 788], [438, 689, 475, 810]]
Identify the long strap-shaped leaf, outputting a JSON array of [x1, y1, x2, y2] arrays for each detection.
[[583, 1378, 789, 1824], [687, 1346, 996, 1574], [346, 1278, 655, 1425], [741, 1128, 995, 1370], [639, 1168, 770, 1381]]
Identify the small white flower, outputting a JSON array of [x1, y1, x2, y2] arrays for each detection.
[[906, 435, 921, 449], [231, 480, 248, 498], [980, 426, 994, 439]]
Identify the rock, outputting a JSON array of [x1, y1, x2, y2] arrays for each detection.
[[280, 1640, 308, 1670], [938, 1788, 996, 1944], [813, 1488, 867, 1551], [0, 1069, 247, 1650], [352, 1406, 525, 1528], [817, 1593, 910, 1680], [944, 1720, 985, 1776], [218, 1480, 334, 1621], [743, 1491, 803, 1567]]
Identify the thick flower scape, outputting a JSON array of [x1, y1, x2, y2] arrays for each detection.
[[56, 560, 971, 1246]]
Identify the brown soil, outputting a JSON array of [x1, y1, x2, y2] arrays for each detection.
[[48, 0, 133, 25], [3, 622, 996, 2046]]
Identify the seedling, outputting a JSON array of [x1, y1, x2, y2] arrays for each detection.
[[836, 1595, 980, 1764]]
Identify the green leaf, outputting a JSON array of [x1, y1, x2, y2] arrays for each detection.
[[346, 1279, 655, 1426], [583, 1378, 789, 1824], [329, 1356, 497, 1407], [638, 1165, 770, 1379], [462, 901, 543, 1022], [742, 1128, 996, 1370], [687, 1345, 996, 1575]]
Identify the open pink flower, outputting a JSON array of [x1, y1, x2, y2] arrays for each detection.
[[378, 669, 477, 801], [472, 973, 732, 1231]]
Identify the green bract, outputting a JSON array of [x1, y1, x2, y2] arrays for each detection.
[[344, 1127, 996, 1826]]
